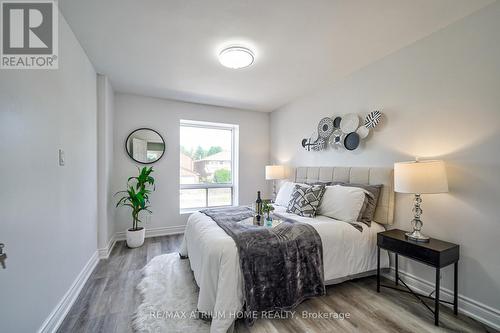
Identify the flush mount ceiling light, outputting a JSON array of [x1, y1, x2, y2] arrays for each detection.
[[218, 46, 255, 69]]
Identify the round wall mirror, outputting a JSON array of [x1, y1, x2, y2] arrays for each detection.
[[125, 128, 165, 164]]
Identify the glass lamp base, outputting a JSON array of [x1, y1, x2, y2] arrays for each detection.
[[405, 230, 430, 242]]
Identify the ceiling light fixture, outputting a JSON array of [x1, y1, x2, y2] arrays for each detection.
[[218, 46, 255, 69]]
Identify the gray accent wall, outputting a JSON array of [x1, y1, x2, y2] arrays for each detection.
[[270, 1, 500, 324], [0, 13, 98, 333]]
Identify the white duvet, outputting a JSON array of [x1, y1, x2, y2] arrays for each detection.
[[179, 206, 390, 333]]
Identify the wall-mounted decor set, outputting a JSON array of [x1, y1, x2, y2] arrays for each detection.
[[301, 111, 383, 152]]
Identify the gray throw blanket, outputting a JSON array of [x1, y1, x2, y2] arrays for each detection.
[[200, 206, 325, 321]]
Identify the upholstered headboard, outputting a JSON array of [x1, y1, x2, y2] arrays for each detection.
[[294, 166, 394, 225]]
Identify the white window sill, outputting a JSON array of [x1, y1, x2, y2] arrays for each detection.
[[180, 208, 200, 215], [180, 205, 238, 215]]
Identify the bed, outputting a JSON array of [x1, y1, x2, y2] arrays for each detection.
[[179, 166, 394, 333]]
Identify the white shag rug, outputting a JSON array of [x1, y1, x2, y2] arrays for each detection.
[[133, 253, 211, 333]]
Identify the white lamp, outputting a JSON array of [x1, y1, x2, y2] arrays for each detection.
[[265, 165, 285, 201], [394, 159, 448, 242]]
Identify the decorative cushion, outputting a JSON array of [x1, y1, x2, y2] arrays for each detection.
[[316, 185, 368, 223], [286, 184, 326, 217], [275, 181, 306, 207], [335, 183, 383, 226]]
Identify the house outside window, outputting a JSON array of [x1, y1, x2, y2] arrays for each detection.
[[180, 120, 239, 211]]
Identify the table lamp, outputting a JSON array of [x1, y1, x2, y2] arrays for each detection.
[[394, 159, 448, 242], [265, 165, 285, 201]]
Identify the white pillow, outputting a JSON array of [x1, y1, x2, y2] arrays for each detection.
[[275, 181, 305, 207], [317, 185, 368, 222]]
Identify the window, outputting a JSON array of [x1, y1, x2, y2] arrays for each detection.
[[180, 120, 239, 211]]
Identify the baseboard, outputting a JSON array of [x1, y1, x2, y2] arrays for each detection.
[[98, 235, 116, 259], [115, 225, 185, 241], [38, 251, 99, 333], [382, 267, 500, 331]]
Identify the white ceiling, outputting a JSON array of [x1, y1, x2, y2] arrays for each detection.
[[59, 0, 494, 112]]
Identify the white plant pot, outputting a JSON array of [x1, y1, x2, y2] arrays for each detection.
[[126, 227, 145, 248]]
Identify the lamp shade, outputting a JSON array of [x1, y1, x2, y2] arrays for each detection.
[[394, 160, 448, 194], [265, 165, 285, 180]]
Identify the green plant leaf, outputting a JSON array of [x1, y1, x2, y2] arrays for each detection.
[[116, 166, 155, 229]]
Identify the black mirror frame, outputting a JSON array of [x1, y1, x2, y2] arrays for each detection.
[[125, 128, 166, 164]]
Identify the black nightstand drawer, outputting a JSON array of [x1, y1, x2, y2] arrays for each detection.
[[378, 234, 437, 265], [377, 229, 459, 268]]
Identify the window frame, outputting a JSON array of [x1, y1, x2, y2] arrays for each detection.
[[179, 119, 239, 213]]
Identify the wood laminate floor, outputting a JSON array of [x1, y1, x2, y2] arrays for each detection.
[[58, 235, 496, 333]]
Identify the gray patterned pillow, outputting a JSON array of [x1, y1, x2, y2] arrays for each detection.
[[334, 182, 383, 226], [286, 184, 326, 217]]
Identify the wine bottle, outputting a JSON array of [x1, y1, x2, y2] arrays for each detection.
[[255, 191, 262, 225]]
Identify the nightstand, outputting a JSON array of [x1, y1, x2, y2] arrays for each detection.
[[377, 229, 460, 326]]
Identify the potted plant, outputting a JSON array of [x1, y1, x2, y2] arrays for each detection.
[[115, 166, 155, 248], [262, 200, 275, 227]]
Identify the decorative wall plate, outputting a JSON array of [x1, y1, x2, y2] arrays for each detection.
[[318, 117, 334, 138], [312, 138, 326, 151], [344, 132, 360, 150], [364, 110, 382, 128], [340, 113, 359, 133], [333, 116, 342, 128], [329, 129, 344, 149], [302, 137, 316, 151], [356, 125, 369, 139]]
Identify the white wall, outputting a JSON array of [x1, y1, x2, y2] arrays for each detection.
[[0, 14, 98, 333], [113, 94, 269, 234], [97, 75, 115, 253], [271, 1, 500, 323]]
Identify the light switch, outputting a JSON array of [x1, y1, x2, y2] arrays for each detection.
[[59, 149, 65, 166]]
